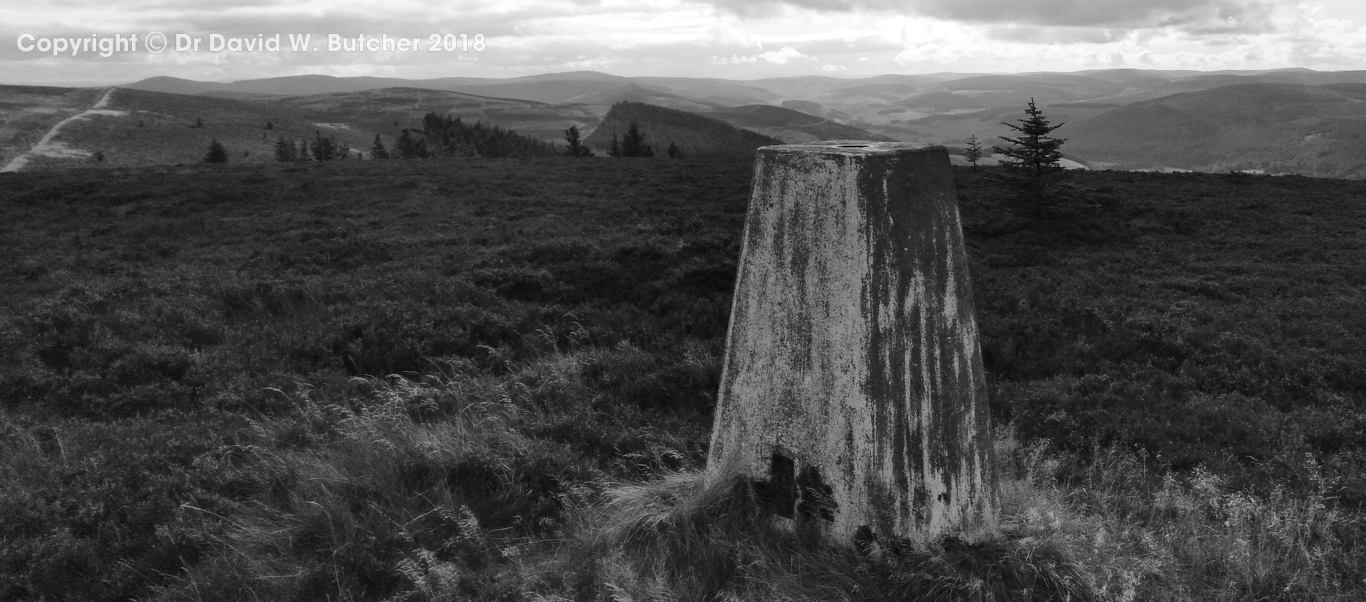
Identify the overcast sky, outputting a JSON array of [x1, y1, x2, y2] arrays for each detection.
[[4, 0, 1365, 85]]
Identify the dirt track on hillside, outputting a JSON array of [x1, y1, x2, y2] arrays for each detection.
[[0, 88, 122, 173]]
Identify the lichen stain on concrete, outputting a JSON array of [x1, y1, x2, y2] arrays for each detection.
[[707, 141, 998, 544]]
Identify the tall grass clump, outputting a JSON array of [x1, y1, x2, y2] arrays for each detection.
[[131, 360, 1366, 602], [995, 430, 1366, 601], [533, 426, 1366, 602], [532, 457, 1095, 601], [146, 360, 603, 602]]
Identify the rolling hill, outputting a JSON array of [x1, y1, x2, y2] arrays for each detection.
[[0, 85, 106, 170], [583, 101, 782, 157], [8, 87, 382, 170], [270, 87, 597, 148], [1067, 82, 1366, 178], [706, 104, 895, 143]]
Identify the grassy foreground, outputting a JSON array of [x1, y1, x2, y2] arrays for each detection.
[[2, 157, 1365, 600]]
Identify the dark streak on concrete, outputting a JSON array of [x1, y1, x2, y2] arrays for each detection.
[[755, 452, 838, 522]]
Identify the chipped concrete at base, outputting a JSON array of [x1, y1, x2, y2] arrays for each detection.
[[707, 140, 998, 544]]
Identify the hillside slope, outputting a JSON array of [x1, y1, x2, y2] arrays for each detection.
[[583, 101, 782, 156], [1068, 83, 1366, 177], [707, 104, 896, 143], [13, 87, 384, 169], [271, 87, 596, 147], [0, 85, 106, 170]]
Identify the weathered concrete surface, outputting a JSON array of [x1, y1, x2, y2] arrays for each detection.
[[706, 140, 998, 544]]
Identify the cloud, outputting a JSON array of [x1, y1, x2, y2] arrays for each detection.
[[913, 0, 1236, 28], [703, 0, 1299, 33], [2, 0, 1365, 84], [984, 25, 1132, 45], [713, 45, 809, 64], [758, 46, 808, 63]]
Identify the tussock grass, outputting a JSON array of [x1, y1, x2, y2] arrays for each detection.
[[529, 425, 1366, 602], [532, 435, 1097, 602], [144, 347, 664, 602], [993, 432, 1366, 601], [64, 351, 1355, 602]]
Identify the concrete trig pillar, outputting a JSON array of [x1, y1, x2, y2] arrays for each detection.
[[707, 141, 997, 544]]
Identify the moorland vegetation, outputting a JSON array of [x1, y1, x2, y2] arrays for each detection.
[[1, 151, 1365, 600]]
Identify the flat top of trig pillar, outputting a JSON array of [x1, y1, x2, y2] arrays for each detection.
[[757, 140, 944, 157]]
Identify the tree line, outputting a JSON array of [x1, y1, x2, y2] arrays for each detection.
[[380, 113, 560, 159], [271, 131, 352, 162], [203, 113, 564, 164]]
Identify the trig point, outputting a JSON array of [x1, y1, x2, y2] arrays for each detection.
[[707, 141, 997, 544]]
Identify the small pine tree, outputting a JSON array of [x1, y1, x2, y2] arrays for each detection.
[[621, 121, 648, 157], [964, 135, 982, 171], [297, 140, 310, 161], [93, 150, 105, 163], [993, 98, 1067, 208], [265, 121, 274, 130], [311, 131, 337, 161], [204, 139, 228, 163], [274, 136, 294, 162], [667, 142, 682, 158], [194, 117, 204, 128], [608, 133, 621, 157], [564, 125, 592, 157], [371, 134, 390, 159], [396, 130, 428, 159]]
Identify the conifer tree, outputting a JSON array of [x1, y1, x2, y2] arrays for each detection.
[[311, 131, 337, 161], [204, 138, 228, 163], [608, 133, 621, 157], [564, 125, 592, 156], [993, 98, 1067, 207], [274, 136, 294, 162], [621, 121, 648, 157], [964, 135, 983, 171], [396, 130, 428, 159], [667, 142, 682, 158], [371, 134, 389, 159]]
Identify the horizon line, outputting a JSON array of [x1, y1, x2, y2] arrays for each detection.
[[8, 65, 1366, 89]]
